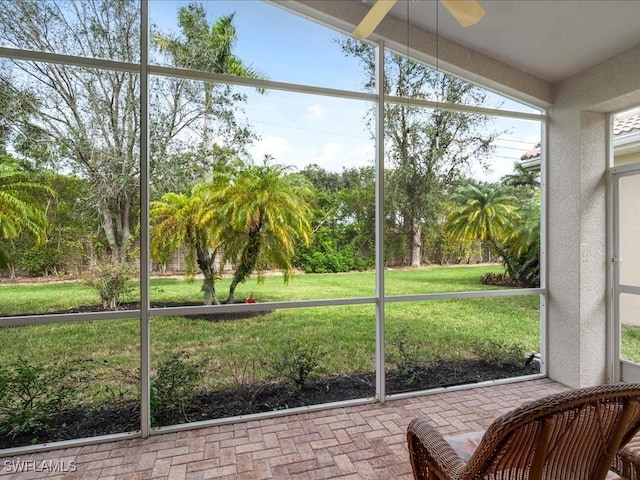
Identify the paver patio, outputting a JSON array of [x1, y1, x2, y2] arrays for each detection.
[[0, 379, 569, 480]]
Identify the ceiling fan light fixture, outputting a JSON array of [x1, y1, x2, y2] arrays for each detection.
[[352, 0, 398, 39], [352, 0, 485, 41], [440, 0, 486, 28]]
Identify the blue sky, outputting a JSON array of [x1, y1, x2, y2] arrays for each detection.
[[149, 1, 541, 179], [150, 0, 365, 90]]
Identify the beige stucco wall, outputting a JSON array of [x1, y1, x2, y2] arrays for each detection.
[[549, 44, 640, 387]]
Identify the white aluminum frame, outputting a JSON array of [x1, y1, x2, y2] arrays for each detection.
[[0, 0, 548, 455], [375, 43, 386, 402], [609, 160, 640, 383], [139, 0, 151, 439]]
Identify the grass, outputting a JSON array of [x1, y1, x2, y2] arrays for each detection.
[[0, 265, 506, 316], [0, 265, 540, 404], [622, 325, 640, 364]]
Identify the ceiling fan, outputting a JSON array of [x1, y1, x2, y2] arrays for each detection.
[[352, 0, 486, 40]]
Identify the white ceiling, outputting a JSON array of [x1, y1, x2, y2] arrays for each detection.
[[375, 0, 640, 83]]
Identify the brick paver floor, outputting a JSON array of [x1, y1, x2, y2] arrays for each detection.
[[0, 379, 568, 480]]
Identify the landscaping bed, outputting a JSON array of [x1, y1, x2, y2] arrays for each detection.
[[0, 358, 538, 449], [0, 268, 541, 449]]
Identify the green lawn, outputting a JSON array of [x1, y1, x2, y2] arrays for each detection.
[[622, 325, 640, 364], [0, 265, 508, 316], [0, 265, 540, 403]]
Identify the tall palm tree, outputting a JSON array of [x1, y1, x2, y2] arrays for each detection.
[[153, 4, 263, 147], [150, 183, 224, 305], [502, 163, 540, 190], [445, 184, 518, 276], [215, 161, 313, 303], [0, 161, 53, 268]]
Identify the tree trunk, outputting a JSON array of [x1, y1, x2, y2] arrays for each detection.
[[227, 276, 240, 305], [493, 241, 516, 278], [101, 201, 133, 264], [227, 230, 261, 304], [119, 196, 131, 262], [101, 202, 120, 262], [410, 218, 422, 268], [203, 85, 213, 148], [202, 273, 217, 305], [196, 244, 220, 305]]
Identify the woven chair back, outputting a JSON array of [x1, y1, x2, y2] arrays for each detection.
[[463, 384, 640, 480]]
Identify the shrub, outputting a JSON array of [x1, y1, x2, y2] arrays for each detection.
[[150, 352, 202, 426], [0, 358, 84, 441], [269, 343, 327, 388], [297, 244, 372, 273], [85, 261, 134, 310], [481, 272, 524, 287], [387, 326, 429, 385], [18, 244, 64, 276], [471, 338, 526, 366], [98, 365, 140, 405]]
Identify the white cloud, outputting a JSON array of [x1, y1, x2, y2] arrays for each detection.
[[250, 135, 295, 164], [305, 103, 327, 123], [319, 142, 342, 162], [301, 142, 374, 172]]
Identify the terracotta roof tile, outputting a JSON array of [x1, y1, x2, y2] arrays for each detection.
[[613, 112, 640, 136], [520, 110, 640, 161], [521, 148, 541, 160]]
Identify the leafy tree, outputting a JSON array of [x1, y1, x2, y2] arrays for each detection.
[[0, 0, 143, 262], [33, 171, 99, 276], [0, 157, 53, 274], [0, 76, 38, 156], [445, 184, 518, 276], [150, 183, 224, 305], [296, 165, 375, 273], [339, 166, 376, 259], [151, 159, 313, 305], [218, 160, 313, 303], [340, 39, 499, 267], [0, 0, 257, 262], [152, 3, 261, 161]]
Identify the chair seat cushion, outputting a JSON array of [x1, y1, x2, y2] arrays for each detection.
[[443, 430, 623, 478], [444, 430, 484, 462]]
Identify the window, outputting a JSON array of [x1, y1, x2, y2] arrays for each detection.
[[0, 0, 546, 450]]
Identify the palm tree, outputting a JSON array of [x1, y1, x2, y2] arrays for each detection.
[[216, 161, 313, 303], [150, 183, 224, 305], [502, 163, 540, 190], [504, 195, 541, 285], [0, 160, 53, 266], [152, 4, 263, 147], [445, 184, 518, 276]]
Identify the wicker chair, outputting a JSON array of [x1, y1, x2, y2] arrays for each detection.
[[407, 383, 640, 480]]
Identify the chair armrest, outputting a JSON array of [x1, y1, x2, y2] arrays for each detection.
[[407, 418, 466, 480], [612, 445, 640, 480]]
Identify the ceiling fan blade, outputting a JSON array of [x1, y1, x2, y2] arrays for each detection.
[[352, 0, 398, 40], [440, 0, 486, 28]]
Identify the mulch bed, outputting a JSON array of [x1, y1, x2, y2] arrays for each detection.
[[24, 301, 274, 322], [1, 299, 539, 447], [1, 358, 539, 448]]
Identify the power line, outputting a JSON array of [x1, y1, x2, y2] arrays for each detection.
[[495, 144, 537, 152], [496, 137, 539, 146]]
